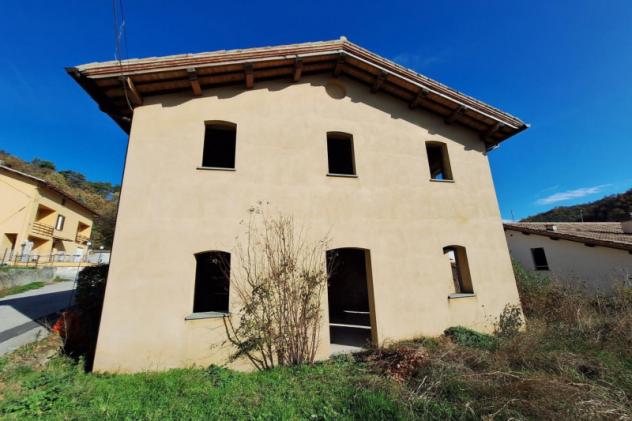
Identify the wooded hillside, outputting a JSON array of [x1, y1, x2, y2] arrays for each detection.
[[0, 151, 119, 248], [523, 187, 632, 222]]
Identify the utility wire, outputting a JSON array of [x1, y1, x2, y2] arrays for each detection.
[[112, 0, 133, 112]]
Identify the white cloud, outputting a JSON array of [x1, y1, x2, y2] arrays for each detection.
[[535, 184, 610, 205]]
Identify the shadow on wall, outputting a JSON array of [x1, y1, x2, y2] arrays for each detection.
[[155, 76, 485, 154]]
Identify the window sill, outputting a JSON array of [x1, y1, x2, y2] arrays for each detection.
[[327, 173, 358, 178], [185, 311, 230, 320], [196, 166, 236, 172], [448, 293, 476, 300], [429, 178, 455, 183]]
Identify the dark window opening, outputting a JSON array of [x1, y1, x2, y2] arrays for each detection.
[[202, 122, 236, 168], [326, 248, 373, 347], [443, 246, 473, 294], [55, 215, 65, 231], [426, 142, 453, 180], [193, 251, 230, 313], [327, 132, 356, 175], [531, 248, 549, 270]]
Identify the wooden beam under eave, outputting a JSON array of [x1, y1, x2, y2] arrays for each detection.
[[293, 58, 303, 82], [333, 55, 345, 77], [244, 63, 254, 89], [409, 88, 429, 109], [444, 105, 465, 125], [480, 122, 505, 141], [371, 71, 387, 93], [125, 77, 143, 106], [187, 68, 202, 96]]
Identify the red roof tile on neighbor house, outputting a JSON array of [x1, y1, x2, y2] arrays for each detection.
[[503, 222, 632, 252]]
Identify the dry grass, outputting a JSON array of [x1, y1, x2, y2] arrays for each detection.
[[359, 263, 632, 420]]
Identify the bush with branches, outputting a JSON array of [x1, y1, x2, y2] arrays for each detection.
[[223, 206, 330, 370]]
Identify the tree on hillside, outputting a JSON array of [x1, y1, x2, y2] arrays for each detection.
[[32, 158, 56, 171], [523, 188, 632, 222], [60, 170, 87, 188]]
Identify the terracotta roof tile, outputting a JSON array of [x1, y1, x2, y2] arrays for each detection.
[[503, 222, 632, 252]]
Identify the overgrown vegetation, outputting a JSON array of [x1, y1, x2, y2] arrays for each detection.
[[0, 151, 119, 248], [54, 265, 108, 369], [1, 262, 631, 419], [225, 207, 330, 369], [524, 186, 632, 222], [0, 281, 46, 298]]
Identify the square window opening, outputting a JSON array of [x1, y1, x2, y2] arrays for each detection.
[[426, 142, 453, 180], [327, 133, 356, 175], [531, 247, 549, 271], [202, 123, 236, 169]]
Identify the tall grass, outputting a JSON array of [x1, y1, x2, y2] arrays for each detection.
[[362, 262, 632, 419]]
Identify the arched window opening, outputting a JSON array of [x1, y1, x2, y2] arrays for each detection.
[[202, 121, 237, 169], [327, 132, 356, 175], [193, 251, 230, 313], [426, 142, 453, 180], [443, 245, 473, 294]]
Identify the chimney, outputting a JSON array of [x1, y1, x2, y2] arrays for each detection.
[[622, 213, 632, 234], [545, 224, 558, 232]]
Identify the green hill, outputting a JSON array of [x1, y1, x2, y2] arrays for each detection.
[[0, 151, 119, 248], [523, 187, 632, 222]]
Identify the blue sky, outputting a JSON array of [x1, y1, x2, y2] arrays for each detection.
[[1, 1, 631, 220]]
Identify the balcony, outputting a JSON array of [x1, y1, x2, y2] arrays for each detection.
[[76, 233, 90, 244], [31, 222, 54, 237]]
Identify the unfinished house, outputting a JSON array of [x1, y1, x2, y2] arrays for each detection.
[[0, 165, 97, 265], [68, 38, 528, 372]]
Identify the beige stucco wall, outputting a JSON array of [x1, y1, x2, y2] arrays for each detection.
[[94, 75, 521, 373], [0, 170, 94, 259], [0, 172, 38, 256], [38, 188, 94, 255], [505, 229, 632, 291]]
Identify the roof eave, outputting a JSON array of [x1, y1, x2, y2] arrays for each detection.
[[67, 39, 528, 143]]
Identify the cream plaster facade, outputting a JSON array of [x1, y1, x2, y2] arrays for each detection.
[[94, 75, 522, 372], [0, 167, 94, 263], [505, 229, 632, 291]]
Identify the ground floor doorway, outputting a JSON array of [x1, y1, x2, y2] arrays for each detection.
[[326, 248, 375, 351]]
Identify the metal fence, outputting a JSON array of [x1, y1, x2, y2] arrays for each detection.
[[0, 250, 111, 267]]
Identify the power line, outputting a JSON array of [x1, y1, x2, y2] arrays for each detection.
[[112, 0, 133, 111]]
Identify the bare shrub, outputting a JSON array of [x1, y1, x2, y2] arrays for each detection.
[[494, 304, 523, 339], [223, 206, 330, 370]]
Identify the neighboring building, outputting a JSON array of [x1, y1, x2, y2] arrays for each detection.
[[0, 165, 97, 264], [504, 221, 632, 291], [69, 38, 528, 372]]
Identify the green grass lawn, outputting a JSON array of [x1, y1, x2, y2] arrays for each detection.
[[1, 328, 630, 420], [0, 282, 47, 299], [0, 339, 409, 420]]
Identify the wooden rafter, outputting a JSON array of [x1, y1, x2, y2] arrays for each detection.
[[481, 122, 505, 141], [187, 68, 202, 96], [445, 105, 465, 125], [68, 39, 528, 143], [244, 63, 254, 89], [293, 58, 303, 82], [333, 55, 345, 77], [409, 88, 429, 109], [371, 71, 387, 93]]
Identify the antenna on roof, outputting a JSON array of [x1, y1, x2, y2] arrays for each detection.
[[112, 0, 133, 111]]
